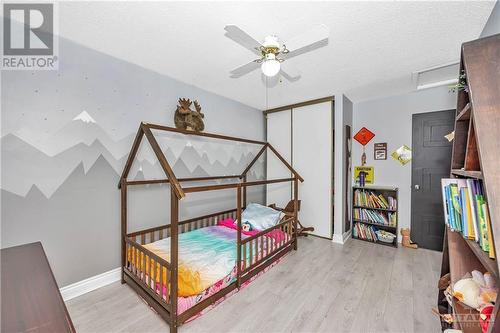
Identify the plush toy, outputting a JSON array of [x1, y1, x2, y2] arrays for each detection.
[[241, 222, 253, 232], [453, 271, 498, 310], [400, 228, 418, 249], [453, 275, 481, 309], [480, 304, 494, 333], [472, 271, 498, 305]]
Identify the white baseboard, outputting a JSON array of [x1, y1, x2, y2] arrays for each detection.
[[60, 267, 121, 301], [342, 230, 352, 243], [332, 230, 352, 244], [331, 234, 343, 244]]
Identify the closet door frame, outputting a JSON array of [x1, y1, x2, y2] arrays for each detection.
[[265, 109, 293, 207], [264, 96, 335, 238]]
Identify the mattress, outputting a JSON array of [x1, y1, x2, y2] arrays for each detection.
[[129, 223, 289, 315]]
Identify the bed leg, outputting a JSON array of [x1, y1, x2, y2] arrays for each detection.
[[121, 267, 125, 284]]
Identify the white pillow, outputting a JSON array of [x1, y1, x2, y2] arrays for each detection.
[[241, 203, 282, 231]]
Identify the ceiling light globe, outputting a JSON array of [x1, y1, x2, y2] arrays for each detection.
[[261, 54, 280, 77]]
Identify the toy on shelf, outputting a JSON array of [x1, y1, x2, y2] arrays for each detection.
[[453, 274, 481, 309], [480, 305, 494, 333], [452, 270, 498, 333]]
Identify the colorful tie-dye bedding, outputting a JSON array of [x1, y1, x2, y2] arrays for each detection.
[[143, 225, 250, 297], [141, 222, 285, 297], [128, 221, 289, 316]]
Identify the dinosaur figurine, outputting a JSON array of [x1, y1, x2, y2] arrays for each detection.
[[174, 98, 205, 131]]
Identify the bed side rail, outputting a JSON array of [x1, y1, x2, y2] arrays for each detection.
[[124, 237, 172, 308], [240, 216, 295, 274], [127, 208, 238, 241]]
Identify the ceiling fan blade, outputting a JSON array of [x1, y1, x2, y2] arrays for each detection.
[[230, 61, 260, 78], [224, 25, 262, 56], [283, 24, 329, 59], [280, 68, 301, 82], [280, 61, 301, 82]]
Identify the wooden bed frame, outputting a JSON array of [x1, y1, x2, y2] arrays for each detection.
[[118, 122, 304, 333]]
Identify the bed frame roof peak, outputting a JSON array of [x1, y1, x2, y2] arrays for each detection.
[[118, 122, 303, 199]]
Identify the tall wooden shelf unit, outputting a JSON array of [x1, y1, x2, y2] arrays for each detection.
[[438, 34, 500, 333]]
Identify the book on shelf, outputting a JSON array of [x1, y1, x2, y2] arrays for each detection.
[[353, 208, 396, 227], [353, 222, 378, 242], [353, 189, 397, 210], [441, 178, 495, 259]]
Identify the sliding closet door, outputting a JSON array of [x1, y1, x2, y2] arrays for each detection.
[[266, 110, 292, 208], [293, 102, 333, 238]]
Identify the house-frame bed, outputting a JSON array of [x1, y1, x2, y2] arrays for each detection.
[[118, 122, 303, 333]]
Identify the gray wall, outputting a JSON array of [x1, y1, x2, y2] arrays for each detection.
[[352, 86, 456, 241], [481, 1, 500, 37], [1, 36, 265, 287]]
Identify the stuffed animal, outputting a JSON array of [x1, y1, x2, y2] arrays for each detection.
[[480, 304, 494, 333], [453, 271, 498, 310], [453, 275, 481, 309], [472, 270, 498, 305], [400, 228, 418, 249], [241, 222, 253, 232]]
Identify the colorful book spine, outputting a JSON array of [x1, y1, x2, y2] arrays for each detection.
[[450, 184, 462, 232], [441, 178, 494, 258], [460, 188, 468, 238], [466, 179, 480, 242], [354, 189, 396, 210], [478, 197, 489, 252], [353, 222, 379, 242], [464, 188, 475, 240], [484, 204, 495, 259], [446, 185, 456, 230]]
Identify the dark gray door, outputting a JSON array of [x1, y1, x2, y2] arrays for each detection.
[[411, 110, 455, 251]]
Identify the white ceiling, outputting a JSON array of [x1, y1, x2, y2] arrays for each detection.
[[58, 1, 495, 109]]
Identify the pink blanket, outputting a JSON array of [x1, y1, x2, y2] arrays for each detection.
[[217, 218, 287, 243], [217, 218, 259, 236]]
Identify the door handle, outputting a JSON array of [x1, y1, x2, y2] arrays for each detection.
[[414, 184, 420, 190]]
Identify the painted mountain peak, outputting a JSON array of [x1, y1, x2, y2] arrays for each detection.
[[2, 129, 264, 198], [13, 116, 134, 159], [1, 133, 124, 197], [73, 110, 96, 123]]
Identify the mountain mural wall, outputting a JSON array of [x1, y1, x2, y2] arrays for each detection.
[[1, 35, 265, 287]]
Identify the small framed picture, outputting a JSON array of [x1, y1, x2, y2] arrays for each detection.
[[374, 142, 387, 160]]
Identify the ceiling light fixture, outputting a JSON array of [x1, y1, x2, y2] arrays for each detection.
[[261, 53, 280, 77], [225, 24, 329, 81]]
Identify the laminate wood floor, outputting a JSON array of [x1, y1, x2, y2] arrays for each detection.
[[66, 237, 442, 333]]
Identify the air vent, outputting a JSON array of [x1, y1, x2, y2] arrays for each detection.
[[413, 61, 460, 90]]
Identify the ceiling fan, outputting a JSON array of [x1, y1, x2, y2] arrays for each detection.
[[224, 24, 329, 80]]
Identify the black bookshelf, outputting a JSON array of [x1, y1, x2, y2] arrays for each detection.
[[352, 185, 399, 248]]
